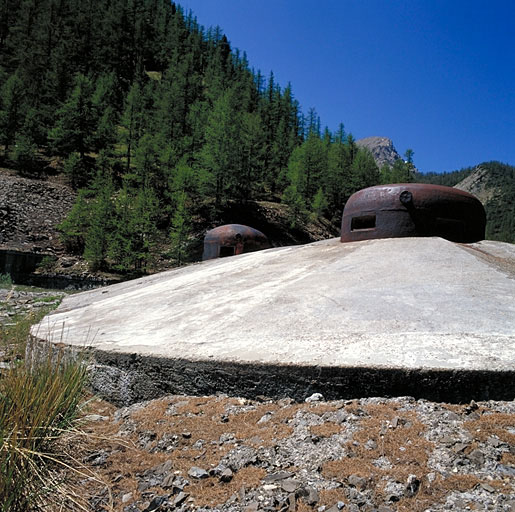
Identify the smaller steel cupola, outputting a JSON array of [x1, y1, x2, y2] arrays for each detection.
[[202, 224, 271, 261], [341, 183, 486, 243]]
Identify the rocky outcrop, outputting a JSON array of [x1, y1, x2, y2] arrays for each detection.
[[454, 165, 498, 204], [0, 171, 76, 254], [356, 136, 402, 169]]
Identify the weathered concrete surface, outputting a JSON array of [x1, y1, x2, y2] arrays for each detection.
[[32, 237, 515, 404]]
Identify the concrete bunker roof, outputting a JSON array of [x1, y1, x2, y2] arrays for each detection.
[[32, 237, 515, 405]]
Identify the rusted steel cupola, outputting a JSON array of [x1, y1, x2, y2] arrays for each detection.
[[202, 224, 271, 261], [341, 183, 486, 243]]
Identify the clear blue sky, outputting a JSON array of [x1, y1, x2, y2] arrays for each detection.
[[177, 0, 514, 174]]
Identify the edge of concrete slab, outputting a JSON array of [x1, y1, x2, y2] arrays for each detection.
[[28, 336, 515, 405]]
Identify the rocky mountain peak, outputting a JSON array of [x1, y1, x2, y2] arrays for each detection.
[[356, 136, 402, 169]]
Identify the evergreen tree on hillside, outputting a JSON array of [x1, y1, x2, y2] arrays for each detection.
[[199, 88, 240, 204], [49, 73, 95, 159], [0, 72, 25, 154], [83, 173, 115, 270], [120, 81, 145, 173], [351, 148, 380, 190], [169, 189, 191, 265]]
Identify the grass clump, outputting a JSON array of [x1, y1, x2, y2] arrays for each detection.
[[0, 273, 12, 289], [0, 322, 88, 510]]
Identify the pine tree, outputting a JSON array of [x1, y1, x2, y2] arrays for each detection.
[[49, 73, 95, 158], [12, 133, 37, 172], [58, 189, 91, 254], [83, 173, 114, 270], [351, 148, 380, 190], [91, 73, 119, 152], [0, 73, 25, 155], [198, 88, 240, 204], [282, 183, 306, 229], [169, 190, 191, 265], [63, 152, 90, 189], [120, 81, 144, 173], [239, 111, 265, 200], [301, 132, 327, 203], [108, 185, 158, 272], [311, 187, 328, 219]]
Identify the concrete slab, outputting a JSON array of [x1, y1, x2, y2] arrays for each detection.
[[32, 237, 515, 404]]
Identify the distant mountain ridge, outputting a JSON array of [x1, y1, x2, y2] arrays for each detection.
[[356, 136, 402, 169]]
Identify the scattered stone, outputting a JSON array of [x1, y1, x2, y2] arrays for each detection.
[[142, 495, 167, 512], [160, 473, 175, 489], [305, 487, 319, 506], [486, 436, 503, 447], [220, 468, 233, 482], [121, 492, 133, 503], [406, 474, 420, 496], [348, 474, 367, 490], [257, 412, 274, 424], [69, 394, 515, 511], [326, 501, 345, 511], [305, 393, 324, 402], [468, 448, 485, 465], [83, 414, 109, 422], [263, 471, 295, 483], [280, 479, 300, 493], [364, 439, 377, 450], [187, 466, 209, 479], [452, 442, 469, 453], [172, 492, 188, 507]]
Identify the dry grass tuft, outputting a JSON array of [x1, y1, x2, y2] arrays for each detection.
[[463, 411, 515, 446], [188, 466, 266, 506]]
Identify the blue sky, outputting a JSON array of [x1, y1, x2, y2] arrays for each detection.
[[177, 0, 515, 174]]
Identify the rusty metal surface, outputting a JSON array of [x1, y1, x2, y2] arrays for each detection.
[[341, 183, 486, 243], [203, 224, 271, 260]]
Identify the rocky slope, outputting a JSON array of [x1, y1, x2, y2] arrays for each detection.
[[0, 169, 76, 253], [454, 165, 499, 204], [355, 137, 402, 169], [64, 393, 515, 512]]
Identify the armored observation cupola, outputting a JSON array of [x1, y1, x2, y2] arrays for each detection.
[[202, 224, 271, 260], [341, 184, 486, 243]]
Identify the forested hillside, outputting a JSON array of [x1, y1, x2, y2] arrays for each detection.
[[416, 162, 515, 243], [414, 168, 474, 187], [0, 0, 395, 273], [453, 162, 515, 243]]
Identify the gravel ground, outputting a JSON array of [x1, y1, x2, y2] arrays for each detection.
[[68, 393, 515, 512], [0, 286, 65, 324]]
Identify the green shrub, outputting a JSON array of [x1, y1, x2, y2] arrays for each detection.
[[0, 273, 12, 288]]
